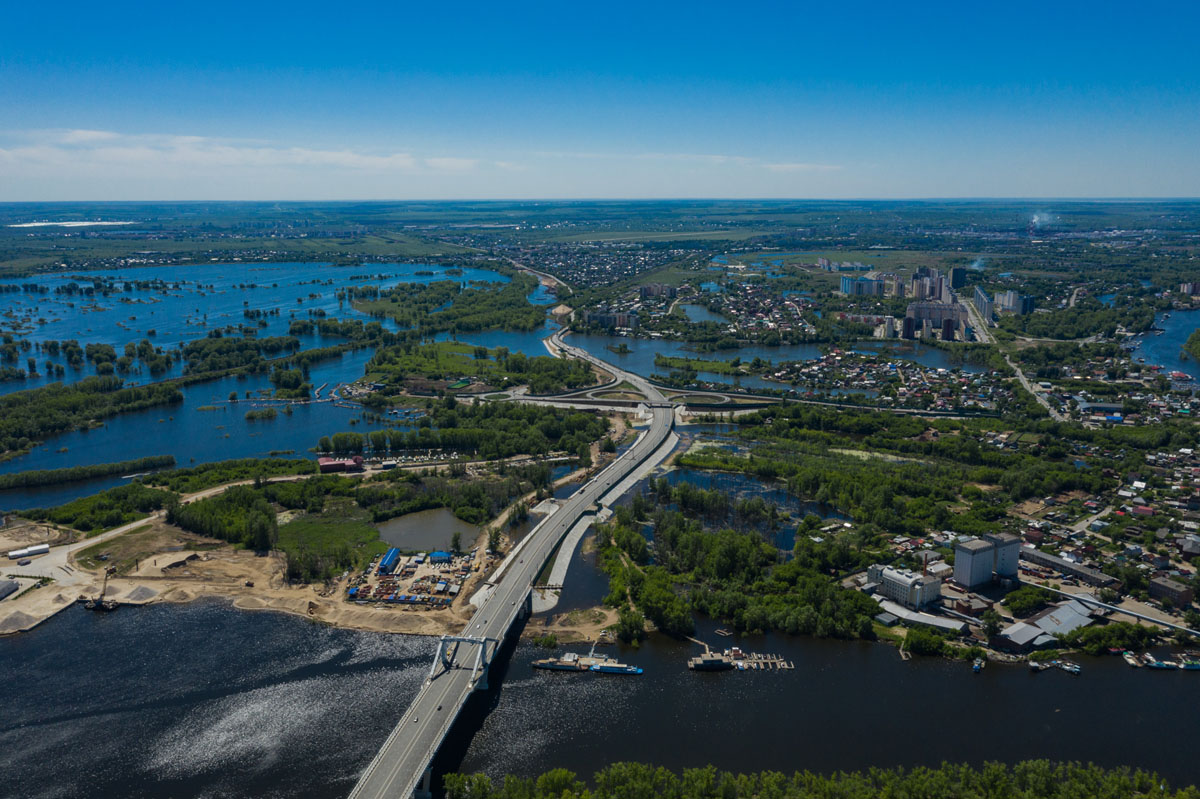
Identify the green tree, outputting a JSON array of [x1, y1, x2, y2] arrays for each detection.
[[982, 609, 1002, 638]]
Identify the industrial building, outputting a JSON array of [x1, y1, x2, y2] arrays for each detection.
[[0, 580, 18, 602], [378, 548, 401, 575], [984, 532, 1021, 579], [873, 598, 966, 634], [866, 564, 942, 609], [6, 543, 50, 559], [954, 537, 996, 589], [994, 599, 1098, 653], [318, 456, 364, 473], [1018, 546, 1122, 590]]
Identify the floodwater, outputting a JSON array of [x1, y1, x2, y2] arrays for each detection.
[[0, 262, 512, 395], [0, 348, 395, 510], [377, 507, 479, 552], [0, 264, 565, 508], [658, 466, 849, 550]]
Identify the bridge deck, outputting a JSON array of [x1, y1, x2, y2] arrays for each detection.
[[348, 404, 673, 799]]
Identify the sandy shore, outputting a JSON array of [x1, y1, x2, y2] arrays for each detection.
[[0, 421, 633, 640]]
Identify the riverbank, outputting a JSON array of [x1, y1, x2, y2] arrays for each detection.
[[0, 416, 632, 637]]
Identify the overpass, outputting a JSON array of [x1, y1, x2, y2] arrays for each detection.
[[349, 400, 675, 799]]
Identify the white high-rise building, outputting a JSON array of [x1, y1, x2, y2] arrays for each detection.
[[985, 532, 1020, 578], [954, 538, 995, 589]]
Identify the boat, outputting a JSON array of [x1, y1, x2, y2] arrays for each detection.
[[590, 662, 643, 675], [688, 651, 735, 672], [1177, 658, 1200, 671], [1122, 651, 1141, 668], [532, 652, 589, 672], [1029, 659, 1055, 672], [533, 642, 611, 672], [1141, 653, 1178, 670], [1057, 660, 1081, 675], [973, 657, 985, 673]]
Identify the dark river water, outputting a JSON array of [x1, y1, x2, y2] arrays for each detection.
[[3, 595, 1199, 799]]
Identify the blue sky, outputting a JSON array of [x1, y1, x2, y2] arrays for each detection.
[[2, 0, 1198, 200]]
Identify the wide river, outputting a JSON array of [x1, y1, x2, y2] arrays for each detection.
[[3, 587, 1198, 798]]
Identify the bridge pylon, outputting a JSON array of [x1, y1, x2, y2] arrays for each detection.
[[428, 635, 499, 690]]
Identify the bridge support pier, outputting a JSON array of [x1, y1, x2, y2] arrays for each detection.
[[414, 767, 432, 799], [428, 635, 498, 691]]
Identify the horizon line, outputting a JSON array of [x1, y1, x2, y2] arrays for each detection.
[[3, 196, 1200, 205]]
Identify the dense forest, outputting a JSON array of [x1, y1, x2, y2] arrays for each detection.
[[181, 333, 301, 374], [0, 456, 174, 490], [168, 484, 279, 551], [598, 503, 880, 640], [998, 295, 1157, 339], [22, 483, 175, 532], [317, 398, 608, 461], [367, 341, 597, 395], [0, 376, 183, 457], [444, 760, 1197, 799], [143, 457, 317, 494]]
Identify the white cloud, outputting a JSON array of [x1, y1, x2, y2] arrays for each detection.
[[531, 149, 837, 171], [763, 162, 842, 172], [0, 129, 463, 174], [424, 157, 478, 171]]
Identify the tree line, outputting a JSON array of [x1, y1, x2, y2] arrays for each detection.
[[444, 760, 1196, 798], [318, 399, 608, 462], [0, 455, 175, 490], [0, 376, 183, 457]]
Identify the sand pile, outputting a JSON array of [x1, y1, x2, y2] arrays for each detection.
[[0, 611, 39, 634], [124, 586, 158, 602]]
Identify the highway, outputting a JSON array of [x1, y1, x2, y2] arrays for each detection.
[[349, 397, 674, 799], [549, 329, 665, 402]]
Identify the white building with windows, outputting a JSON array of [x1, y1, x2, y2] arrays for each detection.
[[866, 564, 942, 609]]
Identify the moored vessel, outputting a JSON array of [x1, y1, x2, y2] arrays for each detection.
[[689, 652, 735, 671], [590, 662, 643, 675]]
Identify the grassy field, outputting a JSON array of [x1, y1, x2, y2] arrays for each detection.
[[74, 522, 223, 574], [0, 231, 470, 275], [277, 498, 386, 569]]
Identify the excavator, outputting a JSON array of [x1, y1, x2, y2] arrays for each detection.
[[83, 566, 119, 612]]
